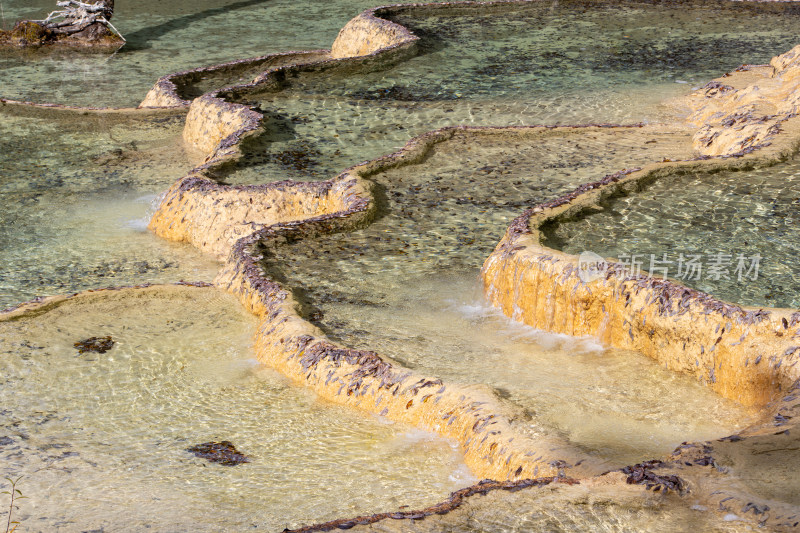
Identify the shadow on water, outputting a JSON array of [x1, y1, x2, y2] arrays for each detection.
[[123, 0, 272, 50]]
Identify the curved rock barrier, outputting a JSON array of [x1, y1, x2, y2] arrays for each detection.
[[140, 1, 800, 526], [284, 476, 573, 532], [208, 123, 697, 482], [142, 2, 650, 483], [139, 50, 332, 109], [685, 46, 800, 156], [481, 65, 800, 407], [5, 0, 800, 529], [0, 280, 213, 317], [149, 174, 374, 260]]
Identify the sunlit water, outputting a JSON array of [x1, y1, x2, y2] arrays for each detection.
[[546, 156, 800, 309], [341, 481, 755, 532], [225, 0, 800, 184], [0, 286, 474, 531], [0, 0, 451, 107], [326, 273, 755, 466], [256, 129, 754, 466], [1, 0, 797, 528], [0, 109, 219, 309]]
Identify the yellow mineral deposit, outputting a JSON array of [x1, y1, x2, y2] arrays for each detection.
[[4, 1, 800, 530], [144, 8, 800, 526]]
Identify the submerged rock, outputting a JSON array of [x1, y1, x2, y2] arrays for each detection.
[[187, 441, 250, 466], [74, 335, 115, 354], [622, 460, 686, 494]]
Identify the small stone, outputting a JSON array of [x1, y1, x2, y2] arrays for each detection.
[[74, 336, 115, 354], [187, 441, 250, 466]]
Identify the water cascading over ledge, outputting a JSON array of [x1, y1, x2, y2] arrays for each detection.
[[5, 0, 800, 530], [481, 51, 800, 408], [139, 3, 800, 528]]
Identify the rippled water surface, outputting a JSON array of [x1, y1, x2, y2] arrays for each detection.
[[546, 157, 800, 309], [1, 0, 797, 529], [338, 481, 755, 532], [258, 127, 693, 288], [0, 0, 450, 107], [0, 108, 219, 309], [256, 129, 753, 466], [319, 273, 754, 466], [0, 286, 473, 531], [226, 0, 800, 184]]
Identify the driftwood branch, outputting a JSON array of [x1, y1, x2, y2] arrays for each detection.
[[0, 0, 122, 47], [33, 0, 123, 41]]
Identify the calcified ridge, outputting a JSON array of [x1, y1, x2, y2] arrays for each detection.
[[4, 1, 800, 530]]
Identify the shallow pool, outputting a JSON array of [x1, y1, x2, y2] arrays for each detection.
[[0, 286, 473, 531], [0, 108, 219, 309], [545, 156, 800, 309], [0, 0, 451, 107], [253, 128, 754, 465], [225, 0, 800, 184]]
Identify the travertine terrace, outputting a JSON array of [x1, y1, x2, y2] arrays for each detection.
[[4, 1, 800, 530]]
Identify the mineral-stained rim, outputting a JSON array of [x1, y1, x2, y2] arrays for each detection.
[[283, 477, 575, 532], [0, 98, 185, 118], [481, 115, 800, 408], [146, 0, 800, 487], [140, 1, 668, 484], [209, 123, 699, 484], [0, 281, 214, 319], [138, 49, 333, 109], [6, 0, 800, 528], [217, 122, 800, 527]]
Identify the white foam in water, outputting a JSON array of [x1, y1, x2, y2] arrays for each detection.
[[122, 192, 167, 231], [454, 302, 493, 321], [332, 273, 754, 464], [399, 428, 445, 444], [123, 217, 150, 232], [395, 429, 478, 487], [448, 463, 478, 485], [453, 297, 605, 356]]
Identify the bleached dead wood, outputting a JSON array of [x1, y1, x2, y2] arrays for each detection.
[[34, 0, 123, 41]]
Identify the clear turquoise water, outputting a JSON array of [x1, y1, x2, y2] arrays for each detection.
[[227, 0, 800, 184], [2, 1, 800, 311], [545, 156, 800, 309], [0, 108, 220, 309], [0, 1, 797, 528], [0, 0, 450, 107], [252, 128, 752, 466], [0, 1, 784, 445]]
